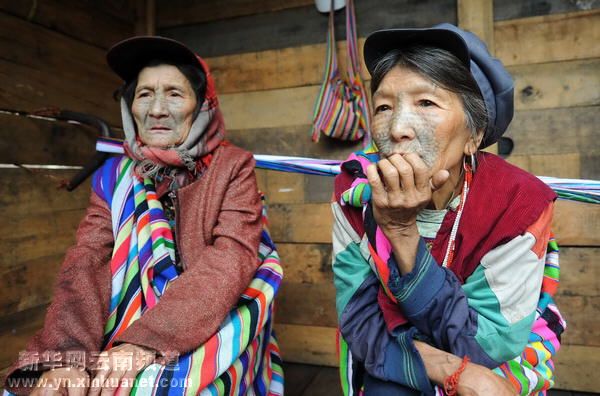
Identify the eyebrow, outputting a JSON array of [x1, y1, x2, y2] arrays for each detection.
[[135, 84, 187, 92], [374, 82, 439, 99]]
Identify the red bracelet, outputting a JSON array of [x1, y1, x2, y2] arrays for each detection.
[[444, 355, 470, 396]]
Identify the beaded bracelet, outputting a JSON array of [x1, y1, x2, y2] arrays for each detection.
[[444, 355, 470, 396]]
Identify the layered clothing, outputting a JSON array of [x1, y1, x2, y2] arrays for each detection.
[[332, 147, 565, 395], [5, 56, 283, 396]]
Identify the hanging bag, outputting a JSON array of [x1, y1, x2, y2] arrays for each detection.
[[311, 0, 371, 143]]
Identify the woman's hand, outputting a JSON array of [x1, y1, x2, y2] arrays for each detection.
[[89, 343, 156, 396], [31, 367, 89, 396], [366, 153, 449, 273], [366, 153, 449, 238], [458, 362, 517, 396]]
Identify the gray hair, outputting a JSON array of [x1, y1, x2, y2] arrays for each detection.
[[370, 46, 487, 142]]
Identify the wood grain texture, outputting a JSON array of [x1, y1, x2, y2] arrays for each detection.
[[507, 106, 599, 155], [157, 0, 314, 27], [553, 344, 600, 392], [509, 59, 599, 111], [0, 169, 89, 316], [227, 125, 360, 159], [0, 12, 122, 126], [160, 0, 456, 58], [0, 304, 47, 370], [0, 114, 101, 166], [202, 11, 598, 94], [494, 0, 600, 21], [458, 0, 494, 50], [273, 324, 338, 366], [495, 9, 600, 66], [0, 1, 133, 49]]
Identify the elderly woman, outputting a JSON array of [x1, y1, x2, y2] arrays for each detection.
[[4, 37, 283, 396], [332, 24, 564, 395]]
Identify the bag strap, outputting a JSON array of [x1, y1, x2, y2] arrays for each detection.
[[325, 0, 339, 81], [345, 0, 361, 80]]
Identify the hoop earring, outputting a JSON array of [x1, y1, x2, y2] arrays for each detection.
[[463, 152, 477, 174]]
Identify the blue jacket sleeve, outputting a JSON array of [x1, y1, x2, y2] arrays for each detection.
[[387, 235, 544, 367], [338, 273, 434, 394]]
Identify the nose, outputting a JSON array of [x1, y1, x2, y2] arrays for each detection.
[[389, 107, 416, 142], [149, 96, 168, 119]]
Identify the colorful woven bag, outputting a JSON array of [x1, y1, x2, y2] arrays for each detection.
[[311, 0, 371, 143]]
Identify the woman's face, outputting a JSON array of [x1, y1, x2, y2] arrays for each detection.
[[132, 64, 197, 148], [371, 65, 475, 175]]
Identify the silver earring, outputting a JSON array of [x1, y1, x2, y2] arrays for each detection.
[[470, 152, 477, 173]]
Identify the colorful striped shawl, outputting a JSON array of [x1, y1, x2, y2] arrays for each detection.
[[93, 156, 284, 396], [336, 150, 566, 396]]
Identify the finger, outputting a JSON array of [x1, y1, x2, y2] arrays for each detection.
[[117, 369, 139, 394], [387, 154, 416, 193], [402, 153, 431, 190], [89, 368, 111, 396], [376, 159, 401, 195], [430, 169, 450, 191], [366, 164, 388, 206], [99, 371, 125, 396]]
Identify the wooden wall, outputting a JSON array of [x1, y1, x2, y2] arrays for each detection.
[[0, 0, 134, 376], [157, 0, 600, 392]]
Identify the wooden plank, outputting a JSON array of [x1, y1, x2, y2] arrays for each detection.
[[0, 1, 133, 49], [157, 0, 314, 28], [228, 125, 359, 159], [268, 203, 332, 244], [494, 0, 600, 21], [273, 324, 338, 366], [508, 59, 600, 111], [160, 0, 456, 58], [458, 0, 494, 51], [555, 295, 599, 347], [268, 200, 600, 246], [0, 304, 47, 370], [554, 345, 600, 392], [0, 12, 122, 126], [0, 169, 89, 316], [0, 114, 101, 166], [278, 243, 332, 284], [495, 10, 600, 66], [507, 153, 582, 179], [207, 38, 369, 94], [553, 200, 600, 247], [277, 282, 337, 327], [508, 106, 599, 155]]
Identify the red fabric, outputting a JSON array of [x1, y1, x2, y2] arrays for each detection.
[[4, 144, 262, 394]]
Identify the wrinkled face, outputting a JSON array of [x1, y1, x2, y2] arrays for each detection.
[[132, 64, 197, 148], [371, 65, 473, 174]]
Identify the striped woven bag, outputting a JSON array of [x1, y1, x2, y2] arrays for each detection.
[[311, 0, 371, 143]]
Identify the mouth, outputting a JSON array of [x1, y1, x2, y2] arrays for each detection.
[[149, 126, 171, 132]]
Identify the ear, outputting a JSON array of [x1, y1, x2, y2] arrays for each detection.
[[464, 129, 484, 155]]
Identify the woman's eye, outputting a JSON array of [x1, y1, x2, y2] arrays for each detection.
[[374, 104, 391, 114], [419, 99, 435, 107], [137, 92, 151, 98], [169, 92, 182, 97]]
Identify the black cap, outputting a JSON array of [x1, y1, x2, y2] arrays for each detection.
[[364, 23, 514, 148], [106, 36, 202, 83]]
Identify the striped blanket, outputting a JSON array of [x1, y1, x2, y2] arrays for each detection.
[[93, 156, 284, 396]]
